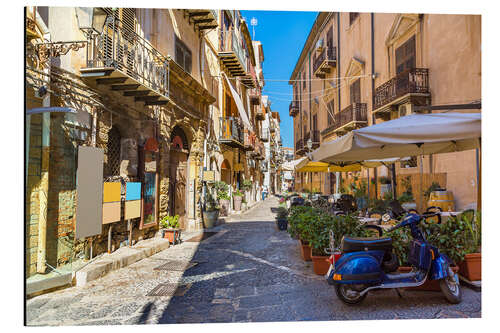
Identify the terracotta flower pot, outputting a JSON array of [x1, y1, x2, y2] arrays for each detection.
[[310, 248, 330, 275], [458, 253, 481, 281], [299, 239, 312, 261], [163, 229, 181, 245], [234, 196, 243, 211], [399, 266, 459, 291]]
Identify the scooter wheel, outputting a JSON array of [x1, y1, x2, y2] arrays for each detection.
[[440, 272, 462, 304], [335, 284, 367, 305]]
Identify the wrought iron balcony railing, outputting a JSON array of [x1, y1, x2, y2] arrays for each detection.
[[249, 88, 261, 105], [84, 16, 169, 99], [313, 45, 336, 78], [219, 29, 247, 76], [331, 103, 368, 133], [219, 117, 244, 148], [295, 138, 304, 155], [374, 68, 429, 110], [243, 129, 256, 151], [289, 100, 299, 117]]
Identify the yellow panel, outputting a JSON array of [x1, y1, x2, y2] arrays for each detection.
[[125, 200, 141, 219], [103, 182, 121, 203], [102, 202, 121, 224]]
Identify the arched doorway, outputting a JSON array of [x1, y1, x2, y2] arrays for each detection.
[[221, 159, 231, 185], [169, 126, 189, 229]]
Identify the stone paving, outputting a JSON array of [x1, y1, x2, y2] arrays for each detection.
[[26, 197, 481, 325]]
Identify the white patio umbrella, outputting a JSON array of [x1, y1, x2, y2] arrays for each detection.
[[311, 113, 481, 164], [310, 112, 481, 208]]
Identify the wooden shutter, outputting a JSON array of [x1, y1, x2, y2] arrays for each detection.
[[327, 27, 333, 48], [350, 79, 361, 104], [395, 35, 416, 74]]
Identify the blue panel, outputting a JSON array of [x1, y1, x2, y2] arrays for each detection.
[[126, 182, 141, 201]]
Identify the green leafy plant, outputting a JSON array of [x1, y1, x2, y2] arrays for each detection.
[[397, 192, 414, 204], [463, 211, 481, 253], [351, 180, 368, 199], [379, 176, 391, 185], [160, 215, 180, 229], [386, 227, 412, 266], [422, 181, 442, 201], [383, 191, 394, 201], [214, 181, 230, 201], [233, 189, 244, 197], [241, 179, 252, 192], [368, 198, 387, 212], [205, 192, 219, 212], [276, 207, 288, 220]]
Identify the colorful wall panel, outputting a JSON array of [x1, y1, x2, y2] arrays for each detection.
[[102, 182, 121, 224], [125, 182, 141, 201], [75, 147, 104, 239], [102, 202, 121, 224]]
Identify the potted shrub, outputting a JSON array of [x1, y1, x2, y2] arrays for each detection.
[[275, 206, 288, 231], [214, 181, 230, 216], [287, 206, 317, 261], [203, 192, 219, 229], [352, 180, 368, 211], [160, 215, 181, 244], [458, 211, 481, 281], [233, 189, 244, 211], [241, 179, 252, 205], [379, 176, 392, 197]]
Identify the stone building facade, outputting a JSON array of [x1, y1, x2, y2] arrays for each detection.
[[25, 7, 269, 284], [290, 12, 481, 210]]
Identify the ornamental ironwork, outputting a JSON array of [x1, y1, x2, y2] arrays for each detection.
[[34, 41, 88, 63]]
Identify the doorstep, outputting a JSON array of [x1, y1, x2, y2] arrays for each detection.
[[75, 237, 170, 287]]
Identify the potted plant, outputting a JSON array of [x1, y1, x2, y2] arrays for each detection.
[[275, 206, 288, 231], [287, 206, 316, 261], [399, 176, 417, 211], [241, 198, 247, 211], [233, 189, 244, 211], [214, 181, 230, 216], [241, 179, 253, 205], [352, 180, 368, 211], [203, 192, 219, 229], [458, 211, 481, 281], [160, 214, 181, 244], [379, 176, 392, 197]]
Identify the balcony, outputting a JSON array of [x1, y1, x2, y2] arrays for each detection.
[[313, 46, 336, 78], [183, 9, 218, 31], [249, 88, 261, 106], [295, 138, 305, 156], [331, 103, 368, 135], [373, 68, 431, 117], [255, 105, 266, 121], [289, 100, 299, 117], [219, 117, 244, 148], [241, 57, 257, 88], [243, 129, 256, 152], [218, 29, 246, 77], [80, 16, 170, 106], [260, 128, 269, 142]]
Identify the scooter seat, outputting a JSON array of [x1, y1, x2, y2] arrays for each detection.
[[341, 236, 393, 253]]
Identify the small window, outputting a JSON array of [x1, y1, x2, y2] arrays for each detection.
[[400, 156, 418, 168], [106, 126, 121, 177], [395, 35, 416, 75], [349, 12, 359, 25], [175, 35, 192, 74]]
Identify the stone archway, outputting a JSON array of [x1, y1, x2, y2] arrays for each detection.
[[169, 125, 189, 229]]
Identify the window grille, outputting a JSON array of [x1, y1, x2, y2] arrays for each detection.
[[106, 126, 121, 176], [400, 156, 418, 169]]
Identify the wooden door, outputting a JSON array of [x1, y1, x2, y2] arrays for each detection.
[[169, 150, 188, 229]]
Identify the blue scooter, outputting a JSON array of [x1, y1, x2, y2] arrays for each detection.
[[325, 212, 462, 305]]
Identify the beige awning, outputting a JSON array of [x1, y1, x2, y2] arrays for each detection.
[[311, 113, 481, 164], [223, 73, 253, 131]]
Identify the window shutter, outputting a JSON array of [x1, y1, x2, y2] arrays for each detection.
[[350, 79, 360, 104], [396, 35, 416, 74]]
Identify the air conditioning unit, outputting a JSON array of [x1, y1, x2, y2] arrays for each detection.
[[316, 39, 324, 52], [398, 103, 413, 118]]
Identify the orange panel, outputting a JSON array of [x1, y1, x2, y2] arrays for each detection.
[[103, 182, 121, 203]]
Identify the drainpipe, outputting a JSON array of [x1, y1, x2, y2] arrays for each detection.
[[370, 13, 376, 199], [335, 12, 341, 195]]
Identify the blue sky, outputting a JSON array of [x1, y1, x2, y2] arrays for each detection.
[[241, 10, 318, 149]]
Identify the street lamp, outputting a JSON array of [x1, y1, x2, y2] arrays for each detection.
[[75, 7, 108, 35]]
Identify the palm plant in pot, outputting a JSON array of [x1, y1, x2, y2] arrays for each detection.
[[233, 189, 244, 211], [275, 206, 288, 231], [203, 192, 220, 229], [458, 211, 481, 281], [160, 214, 181, 244]]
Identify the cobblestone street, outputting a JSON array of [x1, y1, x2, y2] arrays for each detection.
[[26, 197, 481, 326]]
